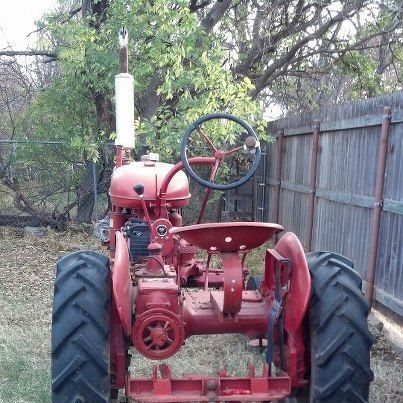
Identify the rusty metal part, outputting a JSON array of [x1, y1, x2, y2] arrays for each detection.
[[115, 145, 124, 168], [305, 120, 320, 252], [119, 27, 128, 74], [204, 253, 211, 291], [365, 106, 392, 306]]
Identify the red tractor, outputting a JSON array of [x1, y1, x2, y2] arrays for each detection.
[[51, 31, 373, 403]]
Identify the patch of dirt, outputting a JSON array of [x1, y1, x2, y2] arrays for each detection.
[[369, 321, 403, 401], [0, 227, 401, 402]]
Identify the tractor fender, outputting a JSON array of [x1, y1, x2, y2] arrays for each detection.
[[112, 231, 133, 336], [274, 232, 311, 334]]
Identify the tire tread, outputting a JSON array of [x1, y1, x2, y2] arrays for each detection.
[[307, 252, 373, 402], [51, 251, 110, 403]]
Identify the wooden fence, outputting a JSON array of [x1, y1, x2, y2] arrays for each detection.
[[229, 91, 403, 318]]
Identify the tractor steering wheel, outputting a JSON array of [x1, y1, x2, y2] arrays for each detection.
[[180, 113, 261, 191]]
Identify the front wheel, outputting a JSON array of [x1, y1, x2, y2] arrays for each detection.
[[51, 251, 111, 402], [298, 252, 374, 402]]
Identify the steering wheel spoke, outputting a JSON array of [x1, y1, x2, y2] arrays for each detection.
[[197, 125, 217, 152], [209, 158, 221, 180], [224, 145, 245, 157]]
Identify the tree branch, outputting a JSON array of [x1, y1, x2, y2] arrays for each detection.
[[0, 50, 58, 60], [201, 0, 232, 32], [251, 2, 364, 98], [189, 0, 212, 12], [234, 2, 323, 76]]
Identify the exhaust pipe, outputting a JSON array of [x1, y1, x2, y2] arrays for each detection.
[[115, 28, 135, 161]]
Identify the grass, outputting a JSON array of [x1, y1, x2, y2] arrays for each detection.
[[130, 334, 265, 379], [0, 226, 99, 403], [0, 227, 401, 402], [0, 296, 50, 403]]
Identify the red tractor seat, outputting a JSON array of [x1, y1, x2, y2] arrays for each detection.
[[170, 222, 283, 252]]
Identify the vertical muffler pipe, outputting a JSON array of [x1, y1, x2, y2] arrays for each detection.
[[365, 106, 391, 306], [115, 28, 135, 166]]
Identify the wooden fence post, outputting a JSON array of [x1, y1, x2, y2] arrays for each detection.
[[365, 106, 392, 306], [305, 120, 320, 252]]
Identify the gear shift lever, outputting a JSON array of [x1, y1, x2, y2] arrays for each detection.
[[133, 184, 151, 223]]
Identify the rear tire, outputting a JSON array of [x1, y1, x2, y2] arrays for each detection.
[[246, 274, 262, 290], [300, 252, 373, 402], [51, 251, 111, 403]]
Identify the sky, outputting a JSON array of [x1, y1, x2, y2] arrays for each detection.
[[0, 0, 57, 50]]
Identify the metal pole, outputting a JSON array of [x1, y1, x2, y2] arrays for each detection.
[[92, 161, 99, 222], [273, 130, 284, 241], [305, 120, 320, 252], [365, 106, 392, 306], [252, 172, 257, 221], [258, 145, 267, 222]]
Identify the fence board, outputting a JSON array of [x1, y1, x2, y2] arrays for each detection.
[[234, 91, 403, 318]]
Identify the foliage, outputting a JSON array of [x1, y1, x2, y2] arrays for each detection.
[[213, 0, 402, 114], [0, 0, 402, 224], [30, 0, 264, 161]]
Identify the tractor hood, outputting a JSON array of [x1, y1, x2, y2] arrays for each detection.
[[109, 161, 190, 209]]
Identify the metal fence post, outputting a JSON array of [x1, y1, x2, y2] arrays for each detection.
[[305, 120, 320, 251], [257, 144, 268, 222], [92, 161, 99, 222], [274, 129, 284, 240], [365, 106, 392, 306]]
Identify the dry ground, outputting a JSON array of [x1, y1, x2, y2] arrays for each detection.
[[0, 227, 401, 402]]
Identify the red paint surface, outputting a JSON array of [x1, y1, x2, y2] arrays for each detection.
[[221, 252, 243, 313], [274, 232, 311, 333], [171, 222, 283, 252], [107, 151, 310, 399], [109, 161, 190, 208], [112, 232, 133, 336], [125, 364, 291, 401]]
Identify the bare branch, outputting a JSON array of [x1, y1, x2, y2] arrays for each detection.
[[0, 50, 58, 60], [27, 6, 83, 37], [251, 2, 364, 97]]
